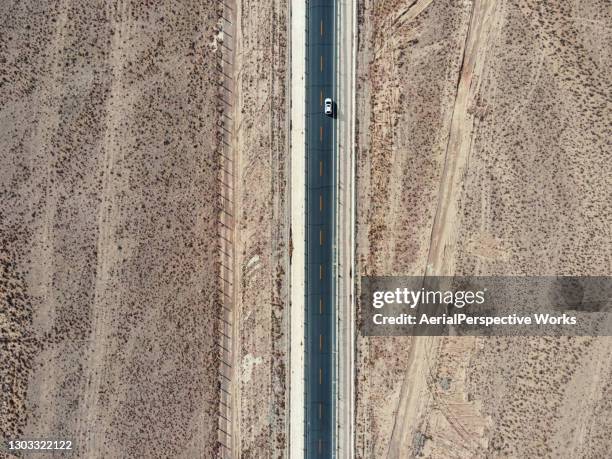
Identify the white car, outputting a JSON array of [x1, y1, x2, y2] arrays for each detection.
[[324, 97, 333, 116]]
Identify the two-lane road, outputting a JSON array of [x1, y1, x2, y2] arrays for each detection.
[[306, 0, 336, 456]]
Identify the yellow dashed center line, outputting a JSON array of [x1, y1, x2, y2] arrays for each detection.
[[320, 125, 323, 142], [320, 90, 323, 106], [319, 368, 323, 384], [319, 403, 323, 419], [319, 334, 324, 351], [320, 229, 324, 245], [319, 194, 323, 211], [319, 160, 323, 176], [320, 55, 323, 72], [320, 19, 323, 36], [319, 264, 324, 279], [320, 298, 324, 314]]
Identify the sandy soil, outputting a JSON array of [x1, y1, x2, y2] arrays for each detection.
[[355, 0, 611, 457], [231, 0, 290, 456], [1, 1, 224, 457]]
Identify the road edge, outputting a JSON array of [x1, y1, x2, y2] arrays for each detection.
[[336, 0, 357, 456], [289, 1, 306, 458]]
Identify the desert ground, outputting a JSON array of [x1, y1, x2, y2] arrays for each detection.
[[1, 1, 225, 457], [231, 0, 290, 456], [355, 0, 611, 457], [1, 0, 290, 457], [2, 0, 609, 456]]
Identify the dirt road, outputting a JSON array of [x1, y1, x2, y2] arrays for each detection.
[[386, 1, 497, 453], [231, 0, 290, 456]]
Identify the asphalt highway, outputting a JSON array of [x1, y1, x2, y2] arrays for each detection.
[[306, 0, 336, 456]]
